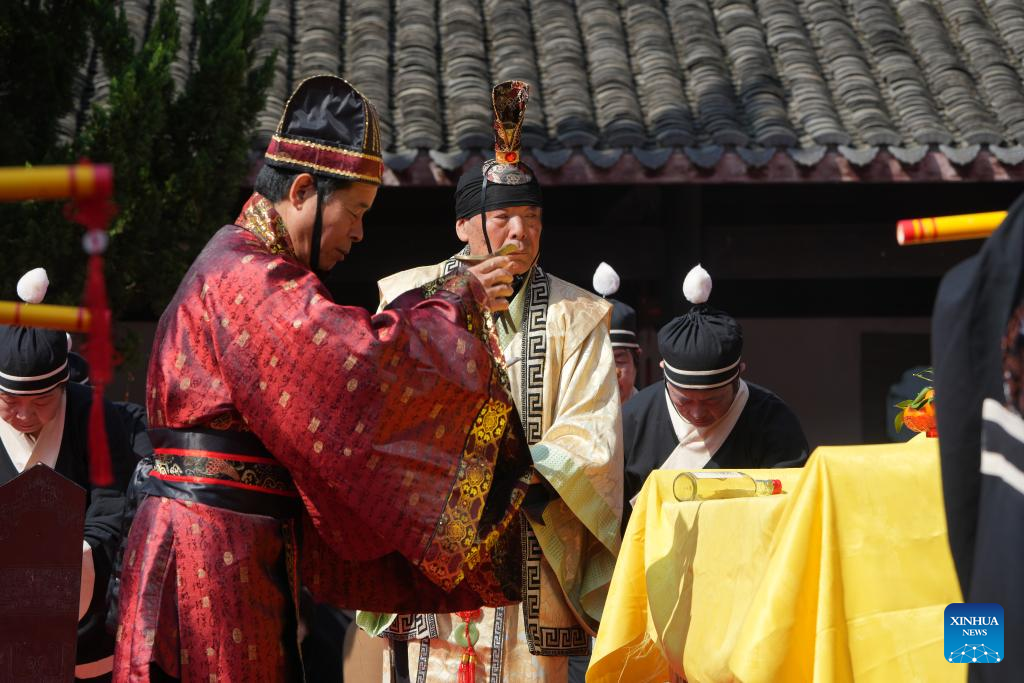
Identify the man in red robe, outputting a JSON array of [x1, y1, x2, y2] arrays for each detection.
[[113, 75, 532, 681]]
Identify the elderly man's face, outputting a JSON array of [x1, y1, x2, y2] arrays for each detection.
[[0, 386, 64, 435], [456, 205, 542, 276], [665, 380, 737, 428]]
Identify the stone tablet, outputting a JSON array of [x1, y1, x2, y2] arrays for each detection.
[[0, 464, 85, 682]]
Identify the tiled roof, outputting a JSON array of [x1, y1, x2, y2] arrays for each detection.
[[81, 0, 1024, 183]]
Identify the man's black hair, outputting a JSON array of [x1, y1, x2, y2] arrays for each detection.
[[254, 164, 349, 202]]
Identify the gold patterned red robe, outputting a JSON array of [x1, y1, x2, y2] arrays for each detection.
[[113, 195, 531, 681]]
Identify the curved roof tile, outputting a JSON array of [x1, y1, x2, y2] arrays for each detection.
[[666, 0, 748, 145], [577, 0, 646, 147], [894, 0, 1003, 145], [393, 0, 443, 149], [759, 0, 848, 146], [441, 0, 492, 150], [621, 0, 696, 146], [345, 0, 394, 148]]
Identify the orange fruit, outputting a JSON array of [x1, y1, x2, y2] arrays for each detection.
[[903, 407, 936, 434]]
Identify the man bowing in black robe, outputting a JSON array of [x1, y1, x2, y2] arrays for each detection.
[[621, 264, 808, 529], [0, 268, 136, 681]]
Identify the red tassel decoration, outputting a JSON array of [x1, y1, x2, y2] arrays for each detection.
[[65, 168, 117, 487], [457, 647, 476, 683], [456, 609, 481, 683]]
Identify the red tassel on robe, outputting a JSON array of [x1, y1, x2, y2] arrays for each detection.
[[456, 609, 482, 683]]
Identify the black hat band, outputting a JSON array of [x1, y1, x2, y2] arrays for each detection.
[[0, 359, 70, 395], [610, 329, 640, 349], [454, 166, 542, 220], [663, 357, 741, 390]]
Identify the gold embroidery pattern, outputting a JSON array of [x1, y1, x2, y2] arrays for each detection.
[[418, 397, 528, 591], [269, 133, 382, 161], [206, 413, 246, 431], [153, 454, 295, 494], [236, 193, 295, 257]]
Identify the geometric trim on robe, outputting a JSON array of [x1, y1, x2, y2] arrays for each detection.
[[513, 270, 588, 657]]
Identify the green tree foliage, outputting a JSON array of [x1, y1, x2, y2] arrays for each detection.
[[0, 1, 92, 164], [0, 0, 98, 308], [0, 0, 272, 318]]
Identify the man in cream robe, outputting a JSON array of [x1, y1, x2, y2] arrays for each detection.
[[378, 159, 623, 681]]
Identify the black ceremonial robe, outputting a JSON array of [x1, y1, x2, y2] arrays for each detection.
[[0, 381, 136, 677], [621, 381, 809, 530], [932, 192, 1024, 683]]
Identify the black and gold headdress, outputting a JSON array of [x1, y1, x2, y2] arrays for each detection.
[[263, 74, 383, 185], [453, 81, 542, 247], [484, 80, 533, 185], [262, 75, 384, 277]]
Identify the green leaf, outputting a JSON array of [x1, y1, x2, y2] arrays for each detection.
[[910, 386, 933, 406], [894, 400, 914, 409], [894, 411, 905, 433], [355, 611, 397, 638]]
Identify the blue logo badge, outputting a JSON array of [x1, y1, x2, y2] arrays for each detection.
[[945, 603, 1004, 663]]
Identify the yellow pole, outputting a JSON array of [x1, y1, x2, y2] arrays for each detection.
[[0, 163, 113, 202], [896, 211, 1006, 245], [0, 301, 92, 332]]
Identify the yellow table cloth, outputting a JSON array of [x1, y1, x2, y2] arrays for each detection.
[[588, 436, 966, 682]]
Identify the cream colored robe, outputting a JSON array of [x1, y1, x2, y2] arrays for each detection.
[[378, 262, 623, 682]]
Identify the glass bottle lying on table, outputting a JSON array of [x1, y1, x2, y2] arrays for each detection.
[[672, 471, 783, 502]]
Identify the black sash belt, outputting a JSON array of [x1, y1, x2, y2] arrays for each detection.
[[144, 427, 300, 519]]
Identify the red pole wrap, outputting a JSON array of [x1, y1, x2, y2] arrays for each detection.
[[65, 163, 118, 487]]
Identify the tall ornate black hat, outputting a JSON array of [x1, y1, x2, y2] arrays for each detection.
[[486, 80, 534, 184]]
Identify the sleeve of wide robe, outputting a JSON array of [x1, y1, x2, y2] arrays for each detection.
[[529, 298, 624, 628]]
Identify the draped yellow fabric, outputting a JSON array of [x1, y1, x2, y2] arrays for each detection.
[[589, 436, 966, 683]]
